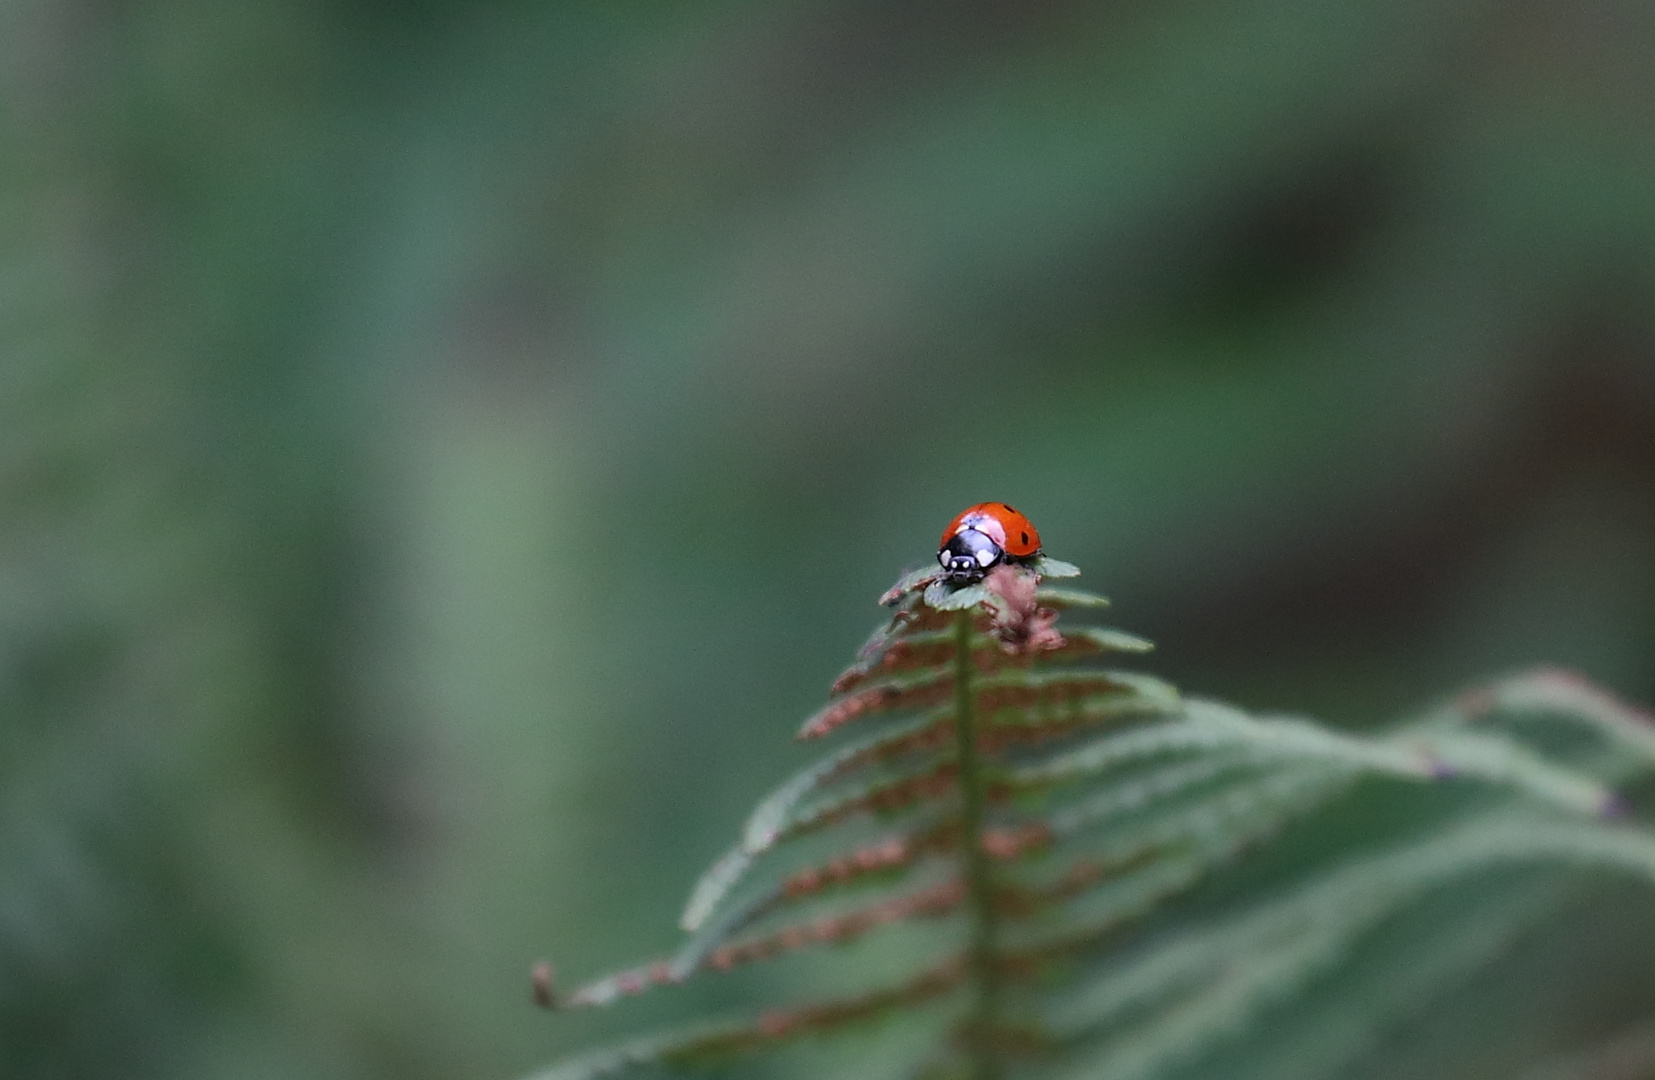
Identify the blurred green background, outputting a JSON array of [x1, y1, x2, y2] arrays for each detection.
[[4, 0, 1655, 1077]]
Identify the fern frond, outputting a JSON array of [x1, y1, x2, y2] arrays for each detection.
[[1442, 668, 1655, 779], [800, 668, 1171, 742], [741, 712, 953, 850], [537, 960, 974, 1078], [1033, 586, 1112, 609], [531, 553, 1655, 1080], [1215, 882, 1575, 1080], [831, 625, 1152, 697], [1045, 810, 1655, 1080], [799, 672, 957, 740]]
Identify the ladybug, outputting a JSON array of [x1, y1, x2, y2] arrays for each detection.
[[938, 502, 1041, 584]]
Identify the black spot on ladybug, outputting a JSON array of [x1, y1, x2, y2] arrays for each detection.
[[1001, 504, 1016, 513], [1020, 532, 1029, 545]]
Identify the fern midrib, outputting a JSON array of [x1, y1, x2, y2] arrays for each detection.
[[953, 610, 1003, 1080]]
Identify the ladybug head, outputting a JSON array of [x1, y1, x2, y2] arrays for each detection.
[[938, 527, 1003, 584]]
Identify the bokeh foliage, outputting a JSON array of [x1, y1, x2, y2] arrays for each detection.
[[2, 0, 1654, 1077]]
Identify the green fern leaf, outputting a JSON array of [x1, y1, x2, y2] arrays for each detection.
[[529, 554, 1655, 1080]]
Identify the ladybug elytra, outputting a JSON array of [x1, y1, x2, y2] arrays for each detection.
[[937, 502, 1041, 584]]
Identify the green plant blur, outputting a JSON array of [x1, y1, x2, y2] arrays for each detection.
[[2, 1, 1654, 1078]]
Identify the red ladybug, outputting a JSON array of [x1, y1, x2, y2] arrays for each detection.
[[938, 502, 1041, 583]]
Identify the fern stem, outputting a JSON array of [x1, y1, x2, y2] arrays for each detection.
[[952, 610, 1002, 1079]]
